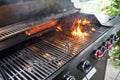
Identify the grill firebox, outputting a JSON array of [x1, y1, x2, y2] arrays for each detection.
[[0, 1, 119, 80], [0, 12, 114, 80]]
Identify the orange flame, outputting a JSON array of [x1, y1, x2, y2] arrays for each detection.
[[56, 25, 62, 32], [71, 26, 82, 37], [91, 27, 96, 32], [82, 19, 90, 25], [25, 20, 58, 36], [71, 19, 90, 38]]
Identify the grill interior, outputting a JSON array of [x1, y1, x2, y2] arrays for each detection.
[[0, 10, 78, 41], [0, 13, 111, 80], [0, 26, 110, 80]]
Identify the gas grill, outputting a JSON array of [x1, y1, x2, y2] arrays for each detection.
[[0, 0, 119, 80]]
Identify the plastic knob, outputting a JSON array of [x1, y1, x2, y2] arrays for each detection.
[[78, 60, 92, 73], [105, 41, 112, 49], [94, 50, 103, 60], [65, 75, 76, 80], [101, 46, 106, 52], [109, 38, 113, 44], [113, 34, 119, 41]]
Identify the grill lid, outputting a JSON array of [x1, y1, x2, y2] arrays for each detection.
[[0, 0, 76, 27]]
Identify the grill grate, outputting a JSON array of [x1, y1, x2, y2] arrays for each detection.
[[0, 23, 31, 41], [0, 40, 73, 80], [0, 24, 110, 80]]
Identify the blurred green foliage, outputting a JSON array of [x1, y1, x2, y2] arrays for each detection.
[[109, 30, 120, 67], [104, 0, 120, 16], [117, 30, 120, 37]]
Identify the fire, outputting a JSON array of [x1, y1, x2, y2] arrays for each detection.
[[71, 18, 90, 38], [56, 25, 62, 32], [91, 27, 96, 32], [25, 20, 58, 36], [82, 19, 90, 25], [83, 32, 89, 36], [71, 26, 82, 37]]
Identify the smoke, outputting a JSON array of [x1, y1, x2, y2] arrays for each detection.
[[0, 0, 75, 27], [0, 0, 25, 5]]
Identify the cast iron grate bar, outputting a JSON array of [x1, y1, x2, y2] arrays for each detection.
[[0, 39, 73, 80], [35, 41, 72, 59]]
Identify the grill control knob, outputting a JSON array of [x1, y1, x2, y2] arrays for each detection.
[[112, 34, 119, 41], [78, 60, 92, 73], [65, 75, 76, 80], [109, 38, 114, 44], [105, 41, 112, 49], [94, 50, 103, 60], [101, 46, 106, 52]]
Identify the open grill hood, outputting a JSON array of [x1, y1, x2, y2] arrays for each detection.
[[0, 0, 76, 27], [0, 1, 119, 80], [0, 0, 79, 51]]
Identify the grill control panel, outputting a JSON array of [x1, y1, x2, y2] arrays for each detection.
[[53, 32, 119, 80], [93, 34, 119, 60], [77, 34, 119, 80]]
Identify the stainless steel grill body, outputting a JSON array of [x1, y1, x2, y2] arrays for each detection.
[[0, 21, 113, 80], [0, 1, 119, 80]]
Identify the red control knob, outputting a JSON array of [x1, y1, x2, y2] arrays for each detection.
[[105, 41, 112, 49], [94, 50, 103, 60]]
